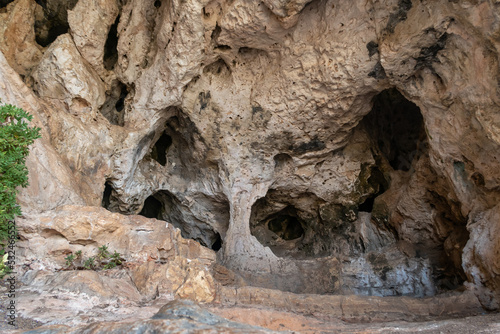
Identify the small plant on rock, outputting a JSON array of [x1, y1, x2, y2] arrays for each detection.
[[97, 244, 110, 261], [65, 254, 75, 267], [83, 257, 96, 270], [64, 246, 124, 271]]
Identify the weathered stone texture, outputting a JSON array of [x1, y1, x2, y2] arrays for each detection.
[[1, 0, 500, 319]]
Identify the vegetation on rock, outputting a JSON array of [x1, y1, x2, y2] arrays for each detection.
[[64, 245, 125, 271], [0, 102, 40, 252]]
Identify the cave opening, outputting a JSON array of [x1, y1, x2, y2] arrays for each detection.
[[101, 181, 113, 209], [34, 0, 78, 47], [364, 88, 426, 172], [212, 233, 222, 251], [100, 82, 127, 125], [139, 195, 163, 220], [115, 84, 127, 112], [267, 211, 305, 241], [104, 15, 120, 70], [359, 166, 389, 213], [139, 190, 228, 251], [151, 132, 172, 166]]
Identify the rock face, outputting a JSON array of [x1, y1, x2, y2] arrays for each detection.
[[1, 0, 500, 317]]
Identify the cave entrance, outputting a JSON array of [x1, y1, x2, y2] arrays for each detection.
[[151, 132, 172, 166], [104, 15, 119, 70], [139, 195, 163, 220], [364, 88, 426, 172], [250, 195, 313, 258], [34, 0, 79, 47], [267, 211, 305, 241], [138, 191, 227, 252], [101, 181, 114, 209]]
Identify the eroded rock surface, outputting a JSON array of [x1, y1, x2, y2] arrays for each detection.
[[1, 0, 500, 330]]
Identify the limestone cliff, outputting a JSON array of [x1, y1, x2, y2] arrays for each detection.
[[1, 0, 500, 321]]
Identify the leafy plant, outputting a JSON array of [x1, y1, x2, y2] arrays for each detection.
[[65, 254, 75, 267], [0, 102, 41, 249], [83, 257, 95, 270], [97, 245, 110, 260]]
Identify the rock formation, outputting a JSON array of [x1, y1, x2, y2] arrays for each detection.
[[1, 0, 500, 331]]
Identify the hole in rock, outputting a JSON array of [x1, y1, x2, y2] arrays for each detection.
[[203, 58, 231, 78], [267, 212, 304, 241], [139, 190, 229, 251], [115, 84, 127, 112], [154, 0, 161, 8], [139, 195, 163, 219], [358, 166, 388, 213], [101, 181, 113, 209], [34, 0, 78, 47], [151, 132, 172, 166], [364, 88, 426, 171], [100, 82, 127, 125], [0, 0, 14, 9], [104, 15, 120, 70], [212, 233, 222, 251]]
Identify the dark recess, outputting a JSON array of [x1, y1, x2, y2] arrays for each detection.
[[268, 214, 304, 240], [212, 233, 222, 251], [139, 195, 163, 219], [290, 137, 326, 154], [34, 0, 79, 47], [265, 207, 305, 241], [115, 84, 128, 112], [383, 0, 413, 34], [0, 0, 14, 9], [211, 24, 221, 42], [102, 181, 113, 209], [151, 132, 172, 166], [198, 91, 211, 110], [364, 88, 426, 171], [415, 33, 448, 71], [154, 0, 161, 8], [104, 15, 120, 70], [368, 61, 387, 79], [366, 41, 379, 57], [359, 166, 388, 213]]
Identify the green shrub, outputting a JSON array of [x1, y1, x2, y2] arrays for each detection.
[[0, 102, 41, 249], [64, 246, 124, 271]]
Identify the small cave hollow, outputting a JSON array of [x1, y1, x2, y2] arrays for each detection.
[[100, 82, 127, 126], [101, 181, 114, 209], [251, 198, 311, 258], [212, 233, 222, 251], [358, 166, 389, 213], [104, 15, 120, 70], [364, 88, 427, 172], [115, 84, 128, 112], [139, 195, 163, 220], [151, 132, 172, 166], [268, 213, 305, 241], [34, 0, 79, 47], [139, 191, 228, 252]]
